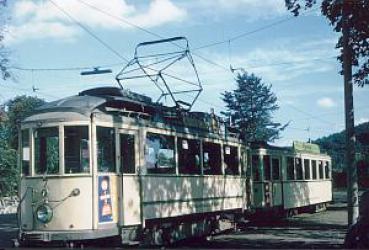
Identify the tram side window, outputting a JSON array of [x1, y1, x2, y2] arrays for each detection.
[[319, 160, 324, 179], [272, 158, 280, 180], [203, 142, 222, 175], [287, 157, 295, 180], [312, 160, 317, 179], [178, 138, 201, 175], [304, 159, 311, 180], [224, 145, 239, 175], [263, 155, 271, 180], [295, 158, 303, 180], [97, 127, 116, 173], [325, 161, 331, 179], [34, 127, 59, 175], [64, 126, 89, 174], [21, 129, 30, 176], [120, 134, 135, 174], [145, 133, 175, 174], [252, 155, 260, 181]]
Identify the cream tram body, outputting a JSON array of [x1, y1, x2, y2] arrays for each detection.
[[250, 143, 332, 216], [18, 88, 249, 245]]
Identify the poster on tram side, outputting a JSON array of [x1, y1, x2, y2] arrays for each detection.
[[98, 175, 113, 223]]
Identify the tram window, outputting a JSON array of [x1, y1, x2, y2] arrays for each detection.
[[287, 157, 295, 180], [325, 161, 331, 179], [97, 127, 116, 173], [145, 133, 175, 174], [224, 145, 239, 175], [312, 160, 317, 179], [263, 155, 271, 180], [21, 129, 30, 176], [252, 155, 260, 181], [203, 142, 222, 175], [178, 138, 201, 175], [295, 158, 303, 180], [34, 127, 59, 175], [120, 134, 135, 174], [319, 160, 324, 179], [272, 158, 280, 180], [304, 159, 311, 180], [64, 126, 89, 174]]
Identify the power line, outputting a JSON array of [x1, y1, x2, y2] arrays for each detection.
[[9, 63, 123, 72], [0, 84, 58, 99], [49, 0, 201, 90], [75, 0, 229, 72], [50, 0, 342, 131], [193, 7, 320, 51], [49, 0, 130, 63]]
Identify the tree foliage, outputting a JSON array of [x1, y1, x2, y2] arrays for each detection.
[[285, 0, 369, 86], [314, 121, 369, 171], [222, 71, 287, 143], [5, 95, 45, 149], [0, 96, 45, 196]]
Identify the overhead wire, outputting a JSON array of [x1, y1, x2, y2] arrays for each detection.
[[47, 0, 344, 137], [49, 0, 202, 91], [192, 6, 320, 51]]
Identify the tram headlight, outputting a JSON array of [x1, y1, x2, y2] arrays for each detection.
[[36, 204, 53, 224]]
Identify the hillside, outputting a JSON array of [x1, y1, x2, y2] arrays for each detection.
[[314, 122, 369, 172]]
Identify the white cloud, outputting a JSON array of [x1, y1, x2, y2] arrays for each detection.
[[6, 0, 187, 44], [317, 97, 336, 108]]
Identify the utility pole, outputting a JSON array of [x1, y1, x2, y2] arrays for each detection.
[[342, 0, 358, 226]]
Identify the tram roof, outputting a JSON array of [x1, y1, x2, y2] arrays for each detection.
[[23, 87, 240, 141]]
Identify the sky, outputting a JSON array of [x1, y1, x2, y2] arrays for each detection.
[[1, 0, 368, 146]]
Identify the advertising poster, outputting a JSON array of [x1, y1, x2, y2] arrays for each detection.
[[98, 175, 113, 223]]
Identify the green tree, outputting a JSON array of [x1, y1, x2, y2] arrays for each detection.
[[222, 71, 287, 143], [0, 96, 44, 196], [285, 0, 369, 86], [5, 95, 45, 149]]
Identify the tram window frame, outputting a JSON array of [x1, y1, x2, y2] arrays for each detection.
[[272, 157, 280, 181], [263, 155, 271, 181], [312, 160, 317, 180], [97, 126, 116, 173], [325, 161, 331, 179], [252, 155, 260, 181], [120, 133, 136, 174], [224, 145, 240, 176], [295, 158, 303, 180], [34, 127, 60, 175], [287, 157, 295, 180], [177, 138, 201, 175], [304, 159, 311, 180], [318, 160, 324, 180], [64, 126, 90, 174], [145, 133, 176, 174], [21, 129, 30, 176], [203, 141, 222, 175]]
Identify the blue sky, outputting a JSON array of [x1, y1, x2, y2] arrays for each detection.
[[1, 0, 368, 146]]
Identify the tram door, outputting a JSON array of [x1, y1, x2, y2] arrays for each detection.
[[262, 155, 273, 208], [118, 130, 141, 226]]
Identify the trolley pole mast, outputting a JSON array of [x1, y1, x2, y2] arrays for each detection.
[[342, 0, 358, 226]]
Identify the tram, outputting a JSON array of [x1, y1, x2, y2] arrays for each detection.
[[250, 141, 332, 217], [17, 87, 249, 245]]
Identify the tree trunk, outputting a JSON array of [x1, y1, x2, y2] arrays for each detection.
[[343, 0, 359, 226]]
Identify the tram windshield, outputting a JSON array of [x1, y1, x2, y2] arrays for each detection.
[[34, 127, 59, 175], [64, 126, 89, 174]]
